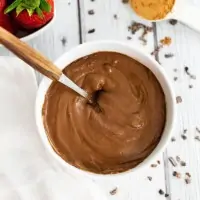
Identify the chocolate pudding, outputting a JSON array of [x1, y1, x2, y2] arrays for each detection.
[[43, 52, 166, 174]]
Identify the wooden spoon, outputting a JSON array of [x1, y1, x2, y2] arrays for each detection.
[[0, 27, 88, 98]]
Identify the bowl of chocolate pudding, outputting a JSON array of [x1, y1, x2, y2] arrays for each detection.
[[36, 41, 176, 178]]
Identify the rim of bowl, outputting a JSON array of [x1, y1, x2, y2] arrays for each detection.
[[36, 40, 176, 179]]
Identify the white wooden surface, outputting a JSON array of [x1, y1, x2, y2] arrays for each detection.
[[1, 0, 200, 199]]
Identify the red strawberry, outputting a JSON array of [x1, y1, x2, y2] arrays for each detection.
[[0, 12, 14, 33], [5, 0, 54, 30], [0, 0, 6, 12]]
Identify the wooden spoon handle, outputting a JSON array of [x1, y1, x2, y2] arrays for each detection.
[[0, 27, 62, 81]]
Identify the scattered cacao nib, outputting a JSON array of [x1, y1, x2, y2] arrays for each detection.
[[184, 66, 196, 79], [189, 85, 193, 89], [176, 156, 181, 163], [196, 127, 200, 133], [151, 45, 163, 56], [165, 53, 174, 58], [151, 164, 157, 168], [183, 129, 187, 134], [68, 2, 71, 5], [158, 189, 164, 195], [169, 157, 177, 167], [88, 29, 95, 34], [185, 172, 191, 178], [91, 0, 95, 1], [128, 22, 152, 45], [173, 171, 181, 178], [127, 36, 132, 40], [185, 178, 191, 184], [139, 36, 147, 45], [122, 0, 129, 3], [180, 161, 186, 167], [195, 135, 200, 141], [173, 77, 178, 81], [61, 37, 67, 47], [113, 14, 118, 19], [147, 176, 152, 181], [88, 10, 95, 15], [128, 22, 143, 34], [174, 68, 177, 72], [171, 137, 176, 142], [110, 187, 118, 195], [165, 193, 169, 197], [185, 173, 191, 184], [181, 134, 187, 140], [169, 19, 178, 25], [157, 160, 161, 165], [176, 96, 182, 104], [160, 37, 172, 46]]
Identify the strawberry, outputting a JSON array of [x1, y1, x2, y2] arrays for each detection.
[[0, 12, 14, 33], [4, 0, 54, 30], [0, 0, 6, 12]]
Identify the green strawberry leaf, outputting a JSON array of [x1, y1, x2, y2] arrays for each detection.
[[40, 0, 51, 12], [36, 7, 44, 18], [5, 0, 51, 17], [4, 0, 22, 14], [16, 5, 25, 16], [27, 8, 34, 16], [21, 0, 40, 9]]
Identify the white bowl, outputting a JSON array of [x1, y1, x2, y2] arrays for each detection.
[[36, 41, 176, 179]]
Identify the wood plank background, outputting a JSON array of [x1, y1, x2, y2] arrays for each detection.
[[1, 0, 200, 199]]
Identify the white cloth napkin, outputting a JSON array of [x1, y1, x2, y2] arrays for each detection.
[[0, 57, 107, 200]]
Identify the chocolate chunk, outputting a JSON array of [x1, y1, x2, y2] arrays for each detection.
[[173, 77, 178, 81], [173, 171, 181, 178], [195, 136, 200, 141], [185, 172, 191, 178], [169, 157, 177, 167], [169, 19, 178, 25], [189, 85, 193, 89], [113, 14, 118, 19], [180, 161, 186, 167], [196, 127, 200, 133], [88, 10, 95, 15], [158, 189, 164, 195], [185, 178, 191, 184], [110, 188, 117, 195], [165, 53, 174, 58], [184, 66, 196, 79], [185, 173, 191, 184], [88, 29, 95, 34], [165, 193, 169, 197], [183, 129, 187, 133], [171, 137, 176, 142], [61, 37, 67, 47], [176, 96, 182, 104], [147, 176, 152, 181], [181, 134, 187, 140]]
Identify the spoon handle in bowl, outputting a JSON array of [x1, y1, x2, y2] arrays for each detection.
[[174, 2, 200, 33], [0, 27, 62, 81]]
